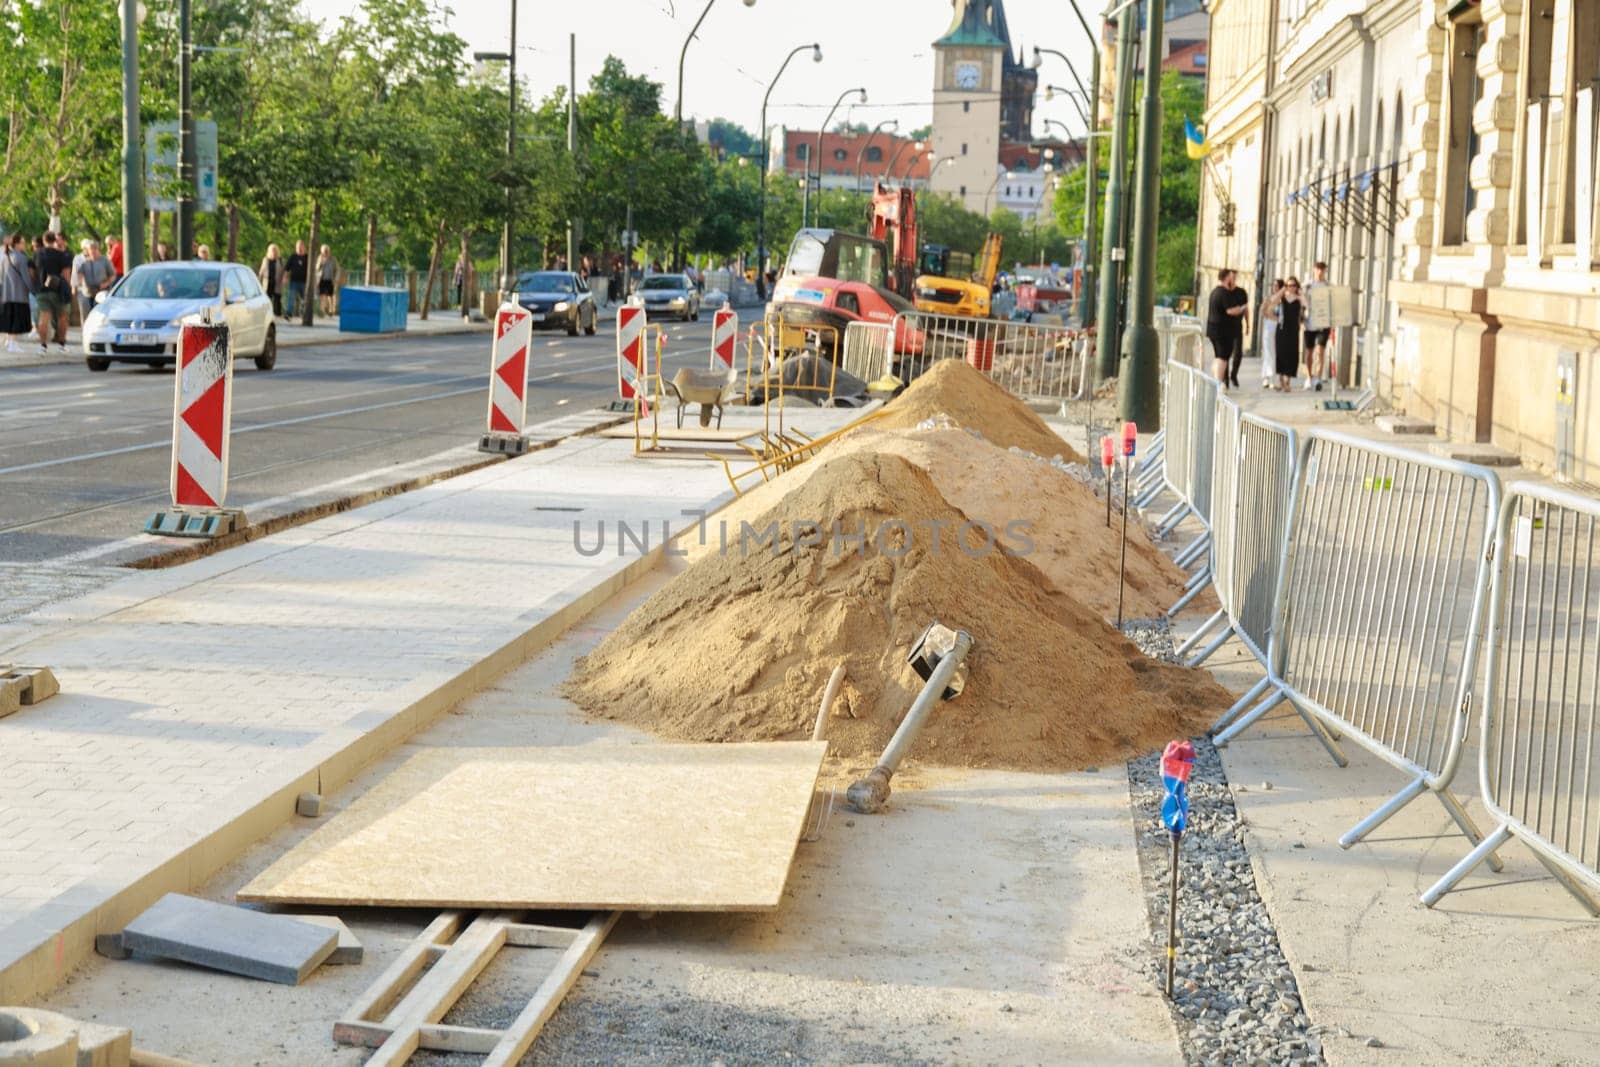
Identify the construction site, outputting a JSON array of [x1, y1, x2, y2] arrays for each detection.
[[3, 272, 1599, 1066]]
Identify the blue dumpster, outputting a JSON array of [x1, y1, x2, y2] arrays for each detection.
[[339, 286, 409, 333]]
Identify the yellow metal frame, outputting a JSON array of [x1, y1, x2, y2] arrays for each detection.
[[709, 407, 887, 497]]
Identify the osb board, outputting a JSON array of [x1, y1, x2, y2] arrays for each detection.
[[237, 742, 826, 912]]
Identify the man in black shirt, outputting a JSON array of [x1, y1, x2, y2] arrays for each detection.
[[1205, 268, 1249, 389], [285, 240, 309, 319], [33, 232, 74, 354]]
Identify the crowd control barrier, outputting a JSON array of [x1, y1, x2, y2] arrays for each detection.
[[890, 311, 1089, 402], [1423, 483, 1600, 913], [841, 321, 893, 384], [1179, 399, 1300, 675], [1214, 430, 1505, 864]]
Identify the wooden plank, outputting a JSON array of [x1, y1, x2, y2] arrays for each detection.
[[334, 911, 462, 1045], [363, 912, 517, 1067], [417, 1024, 505, 1055], [597, 425, 759, 442], [239, 743, 826, 912], [503, 923, 581, 949], [484, 911, 620, 1067]]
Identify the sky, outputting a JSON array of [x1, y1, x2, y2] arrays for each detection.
[[314, 0, 1101, 141]]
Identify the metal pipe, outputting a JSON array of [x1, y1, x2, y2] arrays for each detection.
[[813, 663, 846, 741], [846, 629, 974, 813]]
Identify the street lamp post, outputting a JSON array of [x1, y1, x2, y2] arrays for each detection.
[[176, 0, 195, 258], [473, 3, 517, 296], [120, 0, 145, 273], [1096, 5, 1137, 380], [756, 42, 822, 300], [1042, 84, 1091, 129], [985, 169, 1010, 217], [854, 119, 898, 194], [1033, 37, 1100, 333], [676, 0, 758, 128], [809, 87, 866, 227], [1119, 0, 1167, 429], [883, 138, 924, 183]]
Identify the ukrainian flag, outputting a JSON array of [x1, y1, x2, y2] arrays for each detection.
[[1184, 117, 1209, 160]]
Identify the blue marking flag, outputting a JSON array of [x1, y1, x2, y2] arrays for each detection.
[[1160, 739, 1197, 835]]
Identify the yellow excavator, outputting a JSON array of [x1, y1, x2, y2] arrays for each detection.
[[913, 232, 1004, 318]]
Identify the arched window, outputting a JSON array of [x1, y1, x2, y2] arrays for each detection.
[[833, 148, 848, 162], [866, 145, 883, 162]]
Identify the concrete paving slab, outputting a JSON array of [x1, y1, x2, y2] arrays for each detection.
[[1374, 414, 1436, 435], [120, 894, 335, 985], [1428, 440, 1521, 466], [276, 915, 361, 965]]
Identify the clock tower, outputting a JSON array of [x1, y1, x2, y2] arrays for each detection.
[[930, 0, 1036, 215]]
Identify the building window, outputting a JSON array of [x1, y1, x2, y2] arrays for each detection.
[[1560, 0, 1600, 242], [1004, 185, 1011, 197], [1516, 1, 1556, 244], [960, 185, 967, 196], [1439, 7, 1483, 246], [796, 143, 809, 161], [866, 145, 883, 162], [964, 101, 971, 113], [962, 142, 969, 155], [833, 148, 848, 161]]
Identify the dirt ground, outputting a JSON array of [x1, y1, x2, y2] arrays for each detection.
[[39, 563, 1181, 1066]]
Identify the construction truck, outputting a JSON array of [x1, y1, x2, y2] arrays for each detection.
[[912, 232, 1004, 319]]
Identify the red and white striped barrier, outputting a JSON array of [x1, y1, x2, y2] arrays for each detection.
[[617, 306, 651, 416], [710, 307, 738, 371], [480, 301, 534, 454], [144, 317, 243, 537]]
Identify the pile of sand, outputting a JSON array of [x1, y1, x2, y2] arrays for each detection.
[[566, 451, 1228, 771], [685, 425, 1190, 621], [874, 358, 1085, 462]]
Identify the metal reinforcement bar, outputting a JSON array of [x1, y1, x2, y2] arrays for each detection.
[[1423, 482, 1600, 914], [1214, 429, 1505, 866]]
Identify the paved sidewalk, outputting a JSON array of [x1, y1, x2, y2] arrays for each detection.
[[0, 405, 860, 1003]]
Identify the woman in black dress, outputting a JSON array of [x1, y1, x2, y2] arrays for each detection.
[[1267, 277, 1304, 391]]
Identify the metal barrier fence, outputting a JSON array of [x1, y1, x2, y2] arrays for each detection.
[[841, 322, 893, 383], [889, 311, 1089, 401], [1214, 429, 1504, 862], [1155, 362, 1195, 530], [1423, 483, 1600, 913]]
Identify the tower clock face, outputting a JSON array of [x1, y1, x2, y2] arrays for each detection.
[[954, 61, 981, 90]]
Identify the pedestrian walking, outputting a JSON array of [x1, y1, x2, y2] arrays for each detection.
[[452, 251, 469, 316], [107, 236, 124, 279], [1, 233, 36, 353], [316, 244, 339, 316], [1259, 279, 1283, 387], [1301, 261, 1330, 390], [72, 239, 114, 323], [1205, 268, 1249, 389], [259, 243, 286, 319], [286, 240, 309, 319], [1265, 277, 1304, 392], [33, 232, 73, 353]]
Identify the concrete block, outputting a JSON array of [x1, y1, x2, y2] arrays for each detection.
[[1428, 440, 1520, 467], [72, 1020, 130, 1067], [120, 894, 335, 986], [1375, 414, 1436, 435], [0, 681, 17, 721], [278, 916, 362, 965], [0, 1007, 78, 1067], [294, 793, 322, 818], [17, 668, 58, 705], [92, 935, 129, 961]]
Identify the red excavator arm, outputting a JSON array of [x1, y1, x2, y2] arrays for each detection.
[[870, 181, 919, 297]]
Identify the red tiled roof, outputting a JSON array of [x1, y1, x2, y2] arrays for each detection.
[[1164, 40, 1206, 75], [779, 130, 932, 180]]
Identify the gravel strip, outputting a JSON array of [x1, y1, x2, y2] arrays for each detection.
[[1121, 617, 1328, 1067]]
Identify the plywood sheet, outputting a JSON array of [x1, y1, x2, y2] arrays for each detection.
[[238, 742, 826, 912]]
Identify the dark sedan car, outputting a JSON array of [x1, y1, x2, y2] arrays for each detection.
[[631, 273, 701, 321], [513, 271, 597, 336]]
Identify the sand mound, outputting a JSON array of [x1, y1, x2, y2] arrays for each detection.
[[566, 451, 1227, 771], [686, 425, 1188, 621], [874, 358, 1084, 462]]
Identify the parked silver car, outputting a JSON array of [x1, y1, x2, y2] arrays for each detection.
[[631, 273, 701, 321], [81, 261, 278, 372]]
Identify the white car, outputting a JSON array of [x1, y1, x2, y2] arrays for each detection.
[[82, 261, 278, 372]]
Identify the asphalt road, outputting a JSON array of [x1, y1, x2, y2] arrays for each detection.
[[0, 318, 718, 567]]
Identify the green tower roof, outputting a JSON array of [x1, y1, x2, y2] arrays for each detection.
[[934, 0, 1013, 49]]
